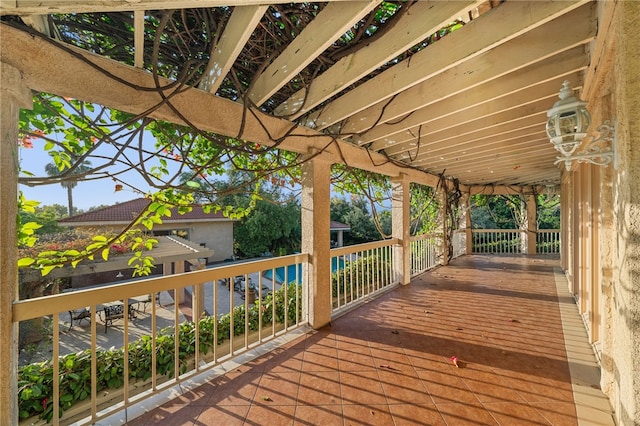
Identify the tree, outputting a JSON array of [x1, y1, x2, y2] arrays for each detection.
[[18, 204, 67, 235], [44, 159, 92, 216], [234, 198, 301, 258], [330, 197, 380, 244]]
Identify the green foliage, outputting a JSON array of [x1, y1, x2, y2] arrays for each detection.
[[17, 282, 301, 422], [409, 183, 440, 235], [330, 197, 380, 244], [471, 194, 523, 229], [19, 204, 67, 235], [234, 199, 301, 257], [471, 194, 560, 231]]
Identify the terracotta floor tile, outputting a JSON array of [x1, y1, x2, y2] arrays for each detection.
[[342, 404, 394, 426], [458, 370, 527, 404], [125, 256, 601, 426], [377, 368, 432, 404], [244, 404, 296, 425], [207, 371, 262, 406], [417, 369, 481, 405], [297, 371, 341, 405], [339, 370, 387, 405], [529, 402, 579, 426], [139, 405, 203, 425], [195, 405, 250, 425], [301, 347, 339, 372], [293, 404, 343, 425], [435, 402, 499, 425], [254, 371, 301, 406], [336, 342, 377, 372], [388, 403, 447, 426], [483, 402, 553, 425]]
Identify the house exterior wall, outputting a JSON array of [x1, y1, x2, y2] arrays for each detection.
[[164, 221, 235, 263], [562, 2, 640, 424]]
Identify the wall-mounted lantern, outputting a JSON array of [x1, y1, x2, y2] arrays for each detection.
[[546, 80, 616, 171]]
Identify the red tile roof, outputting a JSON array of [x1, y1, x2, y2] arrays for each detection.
[[59, 198, 229, 224]]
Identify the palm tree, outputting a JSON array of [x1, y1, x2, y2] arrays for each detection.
[[44, 159, 92, 216]]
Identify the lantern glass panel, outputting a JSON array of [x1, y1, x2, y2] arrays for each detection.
[[546, 116, 558, 138], [558, 111, 579, 136]]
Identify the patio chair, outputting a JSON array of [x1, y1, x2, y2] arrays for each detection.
[[68, 307, 91, 331]]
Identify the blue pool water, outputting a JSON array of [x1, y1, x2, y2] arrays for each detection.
[[265, 257, 345, 284]]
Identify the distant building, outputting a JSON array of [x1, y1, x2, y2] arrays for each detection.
[[59, 198, 235, 263]]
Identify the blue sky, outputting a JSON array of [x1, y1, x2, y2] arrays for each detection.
[[19, 144, 148, 211]]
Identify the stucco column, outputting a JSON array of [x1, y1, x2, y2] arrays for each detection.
[[391, 175, 411, 285], [1, 63, 32, 426], [463, 191, 472, 255], [441, 187, 449, 266], [526, 194, 537, 254], [336, 230, 343, 247], [301, 154, 332, 329]]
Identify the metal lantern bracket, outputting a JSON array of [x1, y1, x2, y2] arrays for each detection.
[[554, 120, 617, 171]]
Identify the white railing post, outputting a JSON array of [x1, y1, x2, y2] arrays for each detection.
[[301, 154, 332, 329], [0, 63, 32, 426], [392, 175, 411, 285]]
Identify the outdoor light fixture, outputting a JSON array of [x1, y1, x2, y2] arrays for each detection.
[[546, 80, 616, 171]]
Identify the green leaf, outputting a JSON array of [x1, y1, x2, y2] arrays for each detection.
[[18, 258, 35, 267]]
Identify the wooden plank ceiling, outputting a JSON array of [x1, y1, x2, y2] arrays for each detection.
[[1, 0, 599, 189]]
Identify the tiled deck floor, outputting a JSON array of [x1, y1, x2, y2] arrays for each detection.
[[127, 255, 614, 425]]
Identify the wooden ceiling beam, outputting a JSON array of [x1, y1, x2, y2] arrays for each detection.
[[272, 0, 482, 119], [413, 137, 552, 170], [354, 49, 587, 145], [302, 0, 593, 131], [367, 75, 580, 152], [0, 23, 440, 187], [380, 100, 551, 158], [248, 1, 381, 107], [0, 0, 358, 16], [199, 5, 268, 94]]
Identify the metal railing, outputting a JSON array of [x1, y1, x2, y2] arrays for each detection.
[[14, 254, 308, 425], [536, 229, 561, 254], [330, 239, 399, 315], [410, 234, 442, 276]]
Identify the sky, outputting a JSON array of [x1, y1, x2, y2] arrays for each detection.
[[19, 143, 149, 212]]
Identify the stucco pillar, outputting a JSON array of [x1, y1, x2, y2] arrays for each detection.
[[1, 63, 32, 426], [336, 230, 343, 247], [463, 191, 472, 255], [391, 175, 411, 285], [441, 187, 449, 266], [301, 154, 332, 329], [526, 194, 537, 254]]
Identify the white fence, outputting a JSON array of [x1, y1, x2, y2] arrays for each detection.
[[410, 234, 442, 276], [471, 229, 561, 254], [536, 229, 561, 254], [14, 254, 308, 425], [330, 239, 399, 316]]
